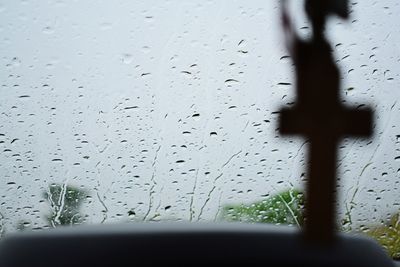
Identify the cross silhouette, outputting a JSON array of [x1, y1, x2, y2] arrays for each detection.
[[279, 0, 373, 243]]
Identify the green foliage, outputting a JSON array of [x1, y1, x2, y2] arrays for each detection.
[[363, 213, 400, 260], [221, 189, 305, 226], [221, 188, 400, 259], [43, 183, 87, 227]]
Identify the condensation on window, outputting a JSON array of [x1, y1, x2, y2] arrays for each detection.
[[0, 0, 399, 258]]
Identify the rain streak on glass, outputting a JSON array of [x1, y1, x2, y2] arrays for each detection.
[[0, 0, 399, 259]]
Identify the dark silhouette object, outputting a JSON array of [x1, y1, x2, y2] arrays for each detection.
[[0, 224, 394, 267], [279, 0, 372, 244]]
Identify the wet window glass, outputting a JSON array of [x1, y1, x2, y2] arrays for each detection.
[[0, 0, 398, 260]]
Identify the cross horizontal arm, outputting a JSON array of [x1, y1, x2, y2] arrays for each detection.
[[279, 107, 373, 137], [341, 108, 373, 137]]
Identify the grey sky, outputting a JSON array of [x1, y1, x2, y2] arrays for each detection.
[[0, 0, 399, 232]]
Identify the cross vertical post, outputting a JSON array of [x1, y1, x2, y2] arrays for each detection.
[[279, 0, 373, 244]]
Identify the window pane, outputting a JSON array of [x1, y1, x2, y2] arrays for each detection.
[[0, 0, 398, 259]]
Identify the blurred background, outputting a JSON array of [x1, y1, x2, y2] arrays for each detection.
[[0, 0, 399, 259]]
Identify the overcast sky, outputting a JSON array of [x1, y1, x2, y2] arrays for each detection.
[[0, 0, 399, 232]]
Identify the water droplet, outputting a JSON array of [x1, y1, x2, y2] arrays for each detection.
[[225, 79, 239, 87], [121, 54, 133, 64], [42, 26, 54, 34]]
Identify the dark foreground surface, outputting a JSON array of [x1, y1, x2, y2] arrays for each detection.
[[0, 223, 396, 267]]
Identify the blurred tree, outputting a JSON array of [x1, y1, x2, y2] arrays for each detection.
[[43, 183, 88, 227], [221, 189, 305, 227]]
